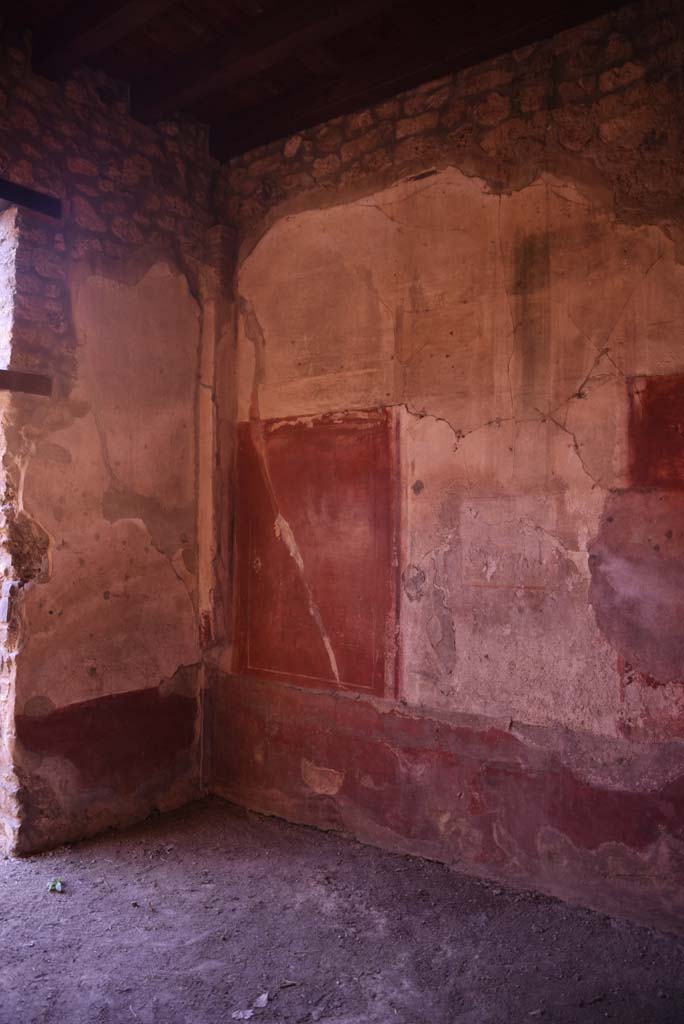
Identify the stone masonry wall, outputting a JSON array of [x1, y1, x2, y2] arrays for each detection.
[[221, 0, 682, 246]]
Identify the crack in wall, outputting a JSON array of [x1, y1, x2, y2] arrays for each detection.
[[323, 186, 645, 480], [240, 295, 341, 682], [357, 198, 471, 235], [536, 408, 601, 487], [399, 403, 520, 451], [235, 166, 684, 732]]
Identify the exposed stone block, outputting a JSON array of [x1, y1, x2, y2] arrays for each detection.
[[474, 91, 511, 125], [395, 111, 440, 140]]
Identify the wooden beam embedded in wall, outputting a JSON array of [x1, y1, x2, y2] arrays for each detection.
[[0, 370, 52, 398], [0, 178, 62, 220]]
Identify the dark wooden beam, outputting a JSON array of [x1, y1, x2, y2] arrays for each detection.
[[34, 0, 181, 77], [213, 0, 623, 159], [133, 0, 398, 123], [233, 0, 266, 14], [212, 9, 510, 157], [300, 44, 343, 77], [0, 178, 62, 220], [230, 2, 343, 79], [0, 370, 52, 398]]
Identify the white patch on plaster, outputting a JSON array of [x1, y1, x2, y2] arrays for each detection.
[[15, 447, 31, 514], [273, 514, 304, 572], [273, 512, 340, 683], [301, 758, 344, 796]]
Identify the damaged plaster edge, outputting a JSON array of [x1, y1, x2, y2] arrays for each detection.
[[0, 207, 18, 369], [226, 670, 684, 792], [69, 255, 205, 622], [234, 203, 678, 496], [196, 232, 238, 653], [233, 155, 630, 268], [17, 661, 203, 720], [0, 211, 33, 852], [229, 395, 601, 492], [68, 250, 204, 309], [0, 651, 21, 856]]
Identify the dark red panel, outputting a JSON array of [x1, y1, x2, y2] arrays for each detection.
[[629, 375, 684, 489], [211, 673, 684, 934], [16, 688, 197, 791], [236, 410, 396, 695], [14, 686, 199, 853]]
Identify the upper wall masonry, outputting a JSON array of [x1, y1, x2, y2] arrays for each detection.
[[220, 0, 684, 244], [0, 32, 228, 383]]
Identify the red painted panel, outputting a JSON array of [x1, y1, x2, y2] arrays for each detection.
[[236, 410, 396, 695], [629, 374, 684, 489], [15, 686, 198, 853], [17, 688, 197, 791]]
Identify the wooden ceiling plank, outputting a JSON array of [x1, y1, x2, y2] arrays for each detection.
[[34, 0, 181, 76], [133, 0, 397, 122], [233, 0, 267, 14], [212, 29, 479, 155], [299, 44, 342, 77], [213, 0, 622, 158]]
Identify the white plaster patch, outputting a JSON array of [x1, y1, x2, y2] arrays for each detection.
[[0, 208, 18, 368], [301, 758, 344, 796]]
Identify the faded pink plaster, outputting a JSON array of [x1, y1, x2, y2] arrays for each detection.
[[15, 263, 200, 715], [2, 260, 205, 851]]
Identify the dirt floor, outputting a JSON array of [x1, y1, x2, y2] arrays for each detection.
[[1, 799, 683, 1024]]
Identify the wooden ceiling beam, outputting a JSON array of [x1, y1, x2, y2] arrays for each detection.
[[33, 0, 181, 77], [299, 44, 343, 77], [211, 10, 508, 158], [132, 0, 398, 123], [212, 0, 622, 159], [233, 0, 267, 14]]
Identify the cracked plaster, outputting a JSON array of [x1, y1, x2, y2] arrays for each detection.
[[235, 166, 684, 739], [13, 261, 201, 714]]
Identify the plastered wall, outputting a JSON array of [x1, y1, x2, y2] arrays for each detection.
[[0, 37, 234, 852], [1, 0, 683, 935], [213, 0, 684, 932], [235, 166, 684, 735]]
